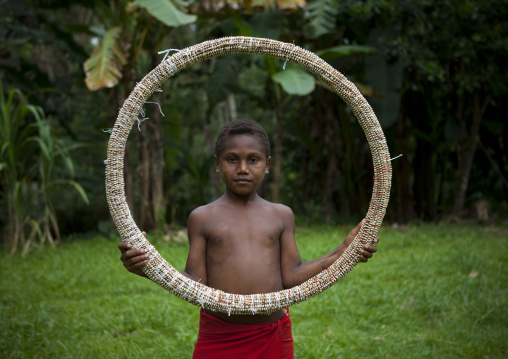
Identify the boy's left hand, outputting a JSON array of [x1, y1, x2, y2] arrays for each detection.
[[359, 237, 379, 262]]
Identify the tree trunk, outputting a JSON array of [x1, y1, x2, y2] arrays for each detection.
[[451, 92, 486, 219], [393, 98, 416, 223], [406, 88, 437, 221], [7, 186, 22, 253], [149, 91, 166, 230], [337, 103, 352, 219], [226, 93, 237, 122], [137, 128, 155, 230], [205, 96, 223, 200], [322, 94, 340, 222], [272, 106, 282, 203], [413, 136, 435, 220]]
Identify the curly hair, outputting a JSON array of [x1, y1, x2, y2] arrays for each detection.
[[214, 120, 271, 159]]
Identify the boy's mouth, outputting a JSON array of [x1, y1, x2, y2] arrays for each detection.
[[234, 178, 251, 183]]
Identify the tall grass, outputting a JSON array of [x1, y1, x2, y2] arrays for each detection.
[[0, 81, 88, 255], [1, 224, 507, 358]]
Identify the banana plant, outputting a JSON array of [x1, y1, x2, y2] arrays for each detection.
[[84, 0, 196, 91], [84, 27, 127, 91], [82, 0, 198, 231]]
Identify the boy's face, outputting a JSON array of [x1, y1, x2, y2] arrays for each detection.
[[215, 134, 271, 196]]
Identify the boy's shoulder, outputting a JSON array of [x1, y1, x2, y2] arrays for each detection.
[[261, 199, 293, 216], [187, 199, 227, 220], [189, 197, 293, 218]]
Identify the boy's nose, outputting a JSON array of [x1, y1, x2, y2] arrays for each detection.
[[237, 160, 249, 173]]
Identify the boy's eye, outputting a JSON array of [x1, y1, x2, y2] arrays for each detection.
[[249, 158, 259, 163], [227, 157, 237, 163]]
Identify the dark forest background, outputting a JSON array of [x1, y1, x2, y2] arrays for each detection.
[[1, 0, 507, 254]]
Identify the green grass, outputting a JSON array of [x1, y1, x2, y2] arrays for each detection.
[[1, 224, 507, 358]]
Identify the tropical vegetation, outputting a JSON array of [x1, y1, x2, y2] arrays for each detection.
[[1, 0, 507, 252]]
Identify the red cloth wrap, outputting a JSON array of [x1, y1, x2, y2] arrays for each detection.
[[192, 309, 294, 359]]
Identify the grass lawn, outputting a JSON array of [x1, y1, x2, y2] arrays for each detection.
[[1, 223, 507, 358]]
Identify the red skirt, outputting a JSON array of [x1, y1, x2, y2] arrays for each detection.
[[192, 309, 294, 359]]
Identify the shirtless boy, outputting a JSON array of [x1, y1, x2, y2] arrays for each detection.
[[118, 119, 378, 358]]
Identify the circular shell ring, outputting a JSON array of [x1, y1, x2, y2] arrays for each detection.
[[106, 36, 392, 315]]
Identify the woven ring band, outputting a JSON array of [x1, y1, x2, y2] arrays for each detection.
[[106, 36, 391, 315]]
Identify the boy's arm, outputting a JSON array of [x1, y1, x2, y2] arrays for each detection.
[[118, 210, 208, 284], [181, 209, 208, 284], [279, 209, 378, 289]]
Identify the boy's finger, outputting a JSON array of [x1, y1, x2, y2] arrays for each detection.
[[123, 254, 149, 267], [118, 241, 131, 251], [363, 244, 378, 253], [127, 260, 148, 270], [142, 231, 147, 237], [128, 249, 147, 259], [373, 236, 380, 244], [360, 249, 374, 258], [120, 249, 146, 262]]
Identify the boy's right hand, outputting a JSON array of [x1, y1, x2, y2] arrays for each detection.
[[118, 231, 149, 278], [341, 220, 379, 262]]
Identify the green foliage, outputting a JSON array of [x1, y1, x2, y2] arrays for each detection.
[[84, 0, 197, 91], [136, 0, 197, 27], [315, 45, 376, 59], [0, 82, 37, 253], [249, 11, 284, 39], [0, 81, 88, 255], [271, 67, 315, 96], [31, 107, 89, 240], [0, 224, 506, 357], [206, 56, 244, 104], [379, 0, 507, 94], [365, 31, 402, 129], [303, 0, 339, 39], [84, 27, 127, 91], [2, 0, 507, 241], [376, 0, 508, 219]]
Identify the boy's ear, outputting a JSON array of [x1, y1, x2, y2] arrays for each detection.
[[265, 156, 272, 174], [214, 155, 220, 172]]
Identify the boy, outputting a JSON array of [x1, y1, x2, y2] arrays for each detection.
[[118, 120, 378, 358]]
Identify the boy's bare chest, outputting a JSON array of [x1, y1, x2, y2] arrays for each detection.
[[204, 210, 283, 246]]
